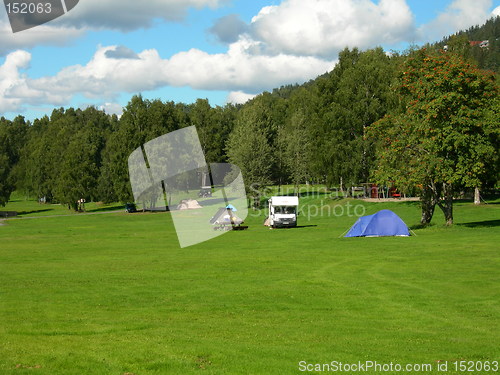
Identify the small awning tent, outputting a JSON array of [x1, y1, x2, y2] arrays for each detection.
[[345, 209, 410, 237]]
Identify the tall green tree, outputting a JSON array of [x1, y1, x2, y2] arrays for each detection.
[[0, 120, 12, 206], [370, 50, 498, 225], [100, 96, 190, 203], [53, 108, 111, 209], [189, 99, 228, 164], [226, 105, 274, 209], [0, 116, 29, 205], [314, 48, 396, 191], [280, 87, 317, 193]]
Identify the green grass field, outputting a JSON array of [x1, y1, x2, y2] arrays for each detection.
[[1, 193, 499, 374]]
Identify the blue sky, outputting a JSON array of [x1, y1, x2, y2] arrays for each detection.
[[1, 0, 499, 120]]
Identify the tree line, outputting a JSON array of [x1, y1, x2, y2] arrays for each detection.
[[0, 98, 236, 210], [0, 19, 499, 225]]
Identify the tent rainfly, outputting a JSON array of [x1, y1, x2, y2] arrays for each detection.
[[344, 209, 410, 237], [177, 199, 203, 210]]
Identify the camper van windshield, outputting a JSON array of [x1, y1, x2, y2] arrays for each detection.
[[274, 206, 296, 214]]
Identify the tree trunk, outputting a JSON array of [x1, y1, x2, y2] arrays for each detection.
[[420, 186, 436, 225], [69, 201, 78, 212], [253, 195, 260, 210], [437, 183, 453, 226], [474, 187, 481, 205]]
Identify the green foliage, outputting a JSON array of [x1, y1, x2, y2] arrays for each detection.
[[226, 105, 274, 205], [14, 108, 111, 207], [370, 50, 499, 224], [431, 16, 500, 72], [0, 152, 10, 206], [280, 88, 316, 192], [313, 47, 397, 189], [54, 128, 104, 209], [0, 116, 28, 206], [3, 19, 498, 211], [188, 99, 235, 164], [226, 93, 286, 196]]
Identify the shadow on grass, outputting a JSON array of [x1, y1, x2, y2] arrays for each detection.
[[87, 205, 124, 213], [409, 223, 436, 230], [199, 198, 229, 207], [17, 209, 54, 216], [399, 201, 423, 208], [458, 219, 500, 228], [295, 225, 318, 228]]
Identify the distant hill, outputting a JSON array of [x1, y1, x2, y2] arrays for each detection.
[[431, 16, 500, 72]]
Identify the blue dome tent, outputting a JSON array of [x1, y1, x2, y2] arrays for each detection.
[[345, 209, 410, 237]]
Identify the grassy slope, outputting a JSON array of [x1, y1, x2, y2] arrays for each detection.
[[0, 196, 499, 374]]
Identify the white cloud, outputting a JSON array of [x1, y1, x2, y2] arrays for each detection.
[[208, 14, 249, 44], [0, 0, 225, 56], [57, 0, 226, 30], [0, 43, 334, 113], [4, 0, 498, 116], [249, 0, 416, 58], [163, 37, 334, 92], [0, 18, 84, 56], [98, 102, 124, 117], [419, 0, 495, 42], [226, 91, 256, 105], [0, 50, 31, 112], [492, 5, 500, 17]]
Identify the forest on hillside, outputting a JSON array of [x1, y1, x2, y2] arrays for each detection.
[[1, 18, 499, 220], [431, 16, 500, 72]]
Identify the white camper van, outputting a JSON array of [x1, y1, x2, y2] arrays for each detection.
[[268, 196, 299, 228]]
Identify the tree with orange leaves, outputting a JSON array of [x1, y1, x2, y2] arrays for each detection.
[[369, 50, 498, 225]]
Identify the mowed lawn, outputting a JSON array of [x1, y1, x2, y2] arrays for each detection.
[[0, 197, 499, 374]]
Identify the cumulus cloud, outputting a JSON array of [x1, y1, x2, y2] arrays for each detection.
[[0, 43, 334, 113], [248, 0, 416, 59], [57, 0, 226, 30], [208, 14, 249, 44], [4, 0, 497, 115], [0, 17, 83, 56], [419, 0, 495, 42], [0, 50, 30, 112], [98, 102, 124, 117], [226, 91, 256, 105], [0, 50, 66, 113], [105, 46, 140, 59], [492, 5, 500, 17], [0, 0, 226, 56]]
